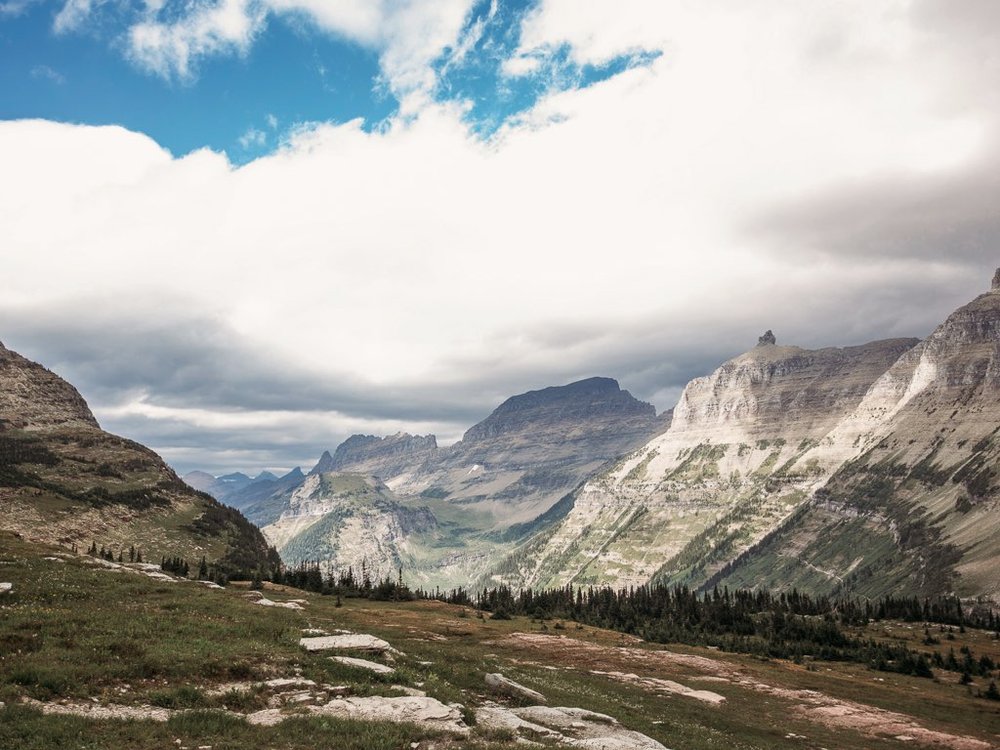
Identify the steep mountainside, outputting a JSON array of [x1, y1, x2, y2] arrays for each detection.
[[0, 340, 278, 572], [489, 336, 920, 590], [717, 275, 1000, 600], [254, 472, 438, 579]]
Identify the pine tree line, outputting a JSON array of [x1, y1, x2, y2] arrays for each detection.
[[423, 583, 999, 681]]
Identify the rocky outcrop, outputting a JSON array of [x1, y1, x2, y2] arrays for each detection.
[[0, 341, 98, 430], [477, 705, 669, 749], [485, 673, 547, 703], [757, 330, 776, 346], [299, 633, 400, 654]]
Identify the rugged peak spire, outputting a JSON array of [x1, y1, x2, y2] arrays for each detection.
[[992, 268, 1000, 291], [757, 330, 776, 346]]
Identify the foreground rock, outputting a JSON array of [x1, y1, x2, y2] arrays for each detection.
[[332, 656, 395, 675], [299, 634, 401, 655], [484, 672, 546, 703], [477, 705, 669, 749], [0, 582, 12, 595], [248, 696, 468, 733]]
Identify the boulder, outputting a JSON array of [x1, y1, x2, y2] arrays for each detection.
[[314, 696, 468, 733], [757, 329, 777, 346], [331, 656, 395, 675], [485, 672, 547, 704], [477, 705, 669, 749], [299, 634, 400, 655], [0, 582, 11, 595]]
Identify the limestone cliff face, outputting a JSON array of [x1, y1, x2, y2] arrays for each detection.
[[0, 341, 98, 430], [721, 279, 1000, 600], [494, 336, 919, 591]]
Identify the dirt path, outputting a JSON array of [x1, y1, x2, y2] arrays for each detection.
[[496, 633, 995, 750]]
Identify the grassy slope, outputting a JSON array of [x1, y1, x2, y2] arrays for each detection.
[[1, 532, 998, 750]]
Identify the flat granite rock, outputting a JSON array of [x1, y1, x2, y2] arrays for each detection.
[[299, 634, 400, 654], [331, 656, 395, 675], [477, 705, 669, 750], [485, 672, 547, 703]]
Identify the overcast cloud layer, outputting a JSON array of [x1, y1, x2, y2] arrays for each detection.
[[2, 0, 999, 474]]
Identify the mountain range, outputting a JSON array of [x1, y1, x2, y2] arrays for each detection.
[[187, 269, 1000, 601], [5, 270, 998, 602]]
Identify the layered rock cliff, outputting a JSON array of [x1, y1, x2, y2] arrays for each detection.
[[489, 336, 919, 590], [718, 274, 1000, 599]]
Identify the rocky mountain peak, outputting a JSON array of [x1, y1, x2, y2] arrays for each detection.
[[757, 330, 777, 346], [992, 267, 1000, 291], [310, 450, 335, 475], [461, 377, 656, 444], [0, 341, 99, 430], [311, 433, 439, 480]]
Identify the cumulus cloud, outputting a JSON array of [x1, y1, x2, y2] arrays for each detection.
[[3, 0, 999, 473]]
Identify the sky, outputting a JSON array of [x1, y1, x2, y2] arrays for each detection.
[[1, 0, 999, 476]]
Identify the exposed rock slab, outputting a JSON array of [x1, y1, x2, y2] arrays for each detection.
[[331, 656, 395, 675], [299, 633, 401, 655], [485, 672, 547, 703], [477, 705, 669, 749], [313, 696, 466, 733]]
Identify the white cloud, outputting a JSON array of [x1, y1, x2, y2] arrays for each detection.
[[238, 126, 267, 149], [53, 0, 107, 34], [265, 113, 278, 130], [127, 0, 266, 80], [79, 0, 479, 98], [3, 0, 999, 470]]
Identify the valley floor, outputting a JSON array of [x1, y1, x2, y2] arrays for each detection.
[[0, 532, 998, 750]]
